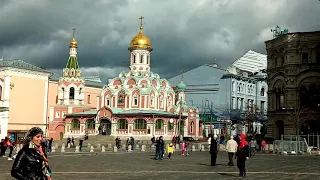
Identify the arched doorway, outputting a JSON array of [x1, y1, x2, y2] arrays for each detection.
[[59, 132, 64, 140], [100, 119, 112, 135], [274, 120, 284, 140]]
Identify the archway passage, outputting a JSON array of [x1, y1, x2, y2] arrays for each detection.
[[100, 119, 112, 135], [274, 120, 284, 140]]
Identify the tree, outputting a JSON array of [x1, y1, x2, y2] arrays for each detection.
[[285, 104, 314, 135], [243, 103, 263, 136]]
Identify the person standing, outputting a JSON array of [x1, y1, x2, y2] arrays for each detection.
[[7, 136, 15, 161], [226, 135, 238, 166], [79, 137, 84, 152], [167, 143, 174, 159], [11, 127, 52, 180], [235, 133, 249, 178], [0, 137, 9, 157], [249, 138, 257, 157], [48, 138, 53, 154], [209, 134, 218, 166]]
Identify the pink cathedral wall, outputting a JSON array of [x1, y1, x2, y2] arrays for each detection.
[[84, 87, 100, 108], [8, 75, 47, 132], [47, 81, 58, 113]]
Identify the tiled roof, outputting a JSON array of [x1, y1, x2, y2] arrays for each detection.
[[0, 59, 51, 74], [229, 50, 267, 74]]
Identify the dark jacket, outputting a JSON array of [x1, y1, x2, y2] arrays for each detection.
[[11, 145, 48, 180], [210, 138, 218, 154], [236, 145, 249, 161]]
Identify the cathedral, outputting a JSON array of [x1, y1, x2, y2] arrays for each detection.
[[47, 17, 201, 140]]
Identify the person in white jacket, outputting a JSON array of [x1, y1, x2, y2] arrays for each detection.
[[226, 135, 238, 166]]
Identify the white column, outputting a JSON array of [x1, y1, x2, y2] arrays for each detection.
[[195, 119, 199, 137], [64, 90, 69, 105], [0, 112, 9, 139], [74, 89, 79, 105]]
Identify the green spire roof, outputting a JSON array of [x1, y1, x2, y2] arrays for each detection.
[[66, 56, 79, 69]]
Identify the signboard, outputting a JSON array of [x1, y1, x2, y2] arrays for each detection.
[[212, 123, 226, 129]]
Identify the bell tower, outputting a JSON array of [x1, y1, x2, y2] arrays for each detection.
[[58, 28, 85, 105], [128, 16, 153, 72]]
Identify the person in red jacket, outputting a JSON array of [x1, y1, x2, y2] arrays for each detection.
[[0, 137, 9, 157], [261, 140, 266, 153]]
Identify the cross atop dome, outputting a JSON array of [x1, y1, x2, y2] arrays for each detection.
[[129, 16, 152, 51]]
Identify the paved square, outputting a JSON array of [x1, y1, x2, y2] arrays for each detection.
[[0, 151, 319, 180]]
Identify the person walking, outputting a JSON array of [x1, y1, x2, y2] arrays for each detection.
[[210, 134, 218, 166], [167, 143, 174, 159], [226, 135, 238, 166], [235, 133, 249, 178], [249, 138, 257, 157], [7, 136, 15, 161], [11, 127, 52, 180], [0, 137, 9, 157]]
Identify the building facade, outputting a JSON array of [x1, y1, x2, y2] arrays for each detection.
[[266, 31, 320, 139], [0, 17, 202, 141], [169, 50, 268, 137]]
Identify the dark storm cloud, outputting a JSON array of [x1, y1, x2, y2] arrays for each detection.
[[0, 0, 319, 81]]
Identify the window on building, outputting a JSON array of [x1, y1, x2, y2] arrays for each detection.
[[190, 121, 194, 133], [140, 54, 143, 63], [241, 98, 244, 110], [85, 119, 95, 129], [133, 55, 136, 63], [168, 96, 172, 106], [261, 101, 265, 113], [280, 94, 285, 109], [79, 88, 82, 94], [106, 96, 110, 106], [62, 111, 66, 118], [168, 122, 174, 130], [134, 119, 147, 129], [276, 90, 285, 110], [261, 88, 265, 96], [302, 53, 308, 64], [146, 55, 149, 64], [150, 95, 154, 107], [62, 87, 65, 99], [133, 95, 138, 106], [55, 111, 60, 118], [117, 119, 128, 129], [88, 95, 91, 104], [71, 119, 80, 129], [69, 87, 75, 100], [155, 119, 164, 130], [160, 96, 164, 108]]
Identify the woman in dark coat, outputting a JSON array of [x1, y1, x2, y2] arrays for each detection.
[[235, 133, 249, 178], [11, 127, 52, 180], [209, 134, 218, 166]]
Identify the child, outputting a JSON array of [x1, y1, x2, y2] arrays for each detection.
[[181, 141, 186, 156], [167, 143, 174, 159], [261, 140, 266, 153]]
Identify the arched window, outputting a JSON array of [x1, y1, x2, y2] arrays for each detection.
[[168, 122, 174, 130], [79, 88, 82, 95], [71, 119, 80, 129], [117, 90, 125, 105], [260, 88, 265, 96], [133, 55, 136, 63], [159, 96, 164, 108], [134, 119, 147, 129], [133, 94, 138, 106], [146, 55, 149, 64], [85, 119, 95, 129], [150, 95, 155, 107], [106, 95, 111, 106], [155, 119, 164, 130], [62, 87, 65, 99], [140, 54, 143, 63], [168, 96, 172, 106], [232, 81, 235, 92], [117, 119, 128, 129], [190, 121, 194, 133], [69, 87, 75, 100]]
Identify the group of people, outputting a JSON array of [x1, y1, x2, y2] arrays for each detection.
[[209, 134, 250, 178], [0, 134, 16, 160]]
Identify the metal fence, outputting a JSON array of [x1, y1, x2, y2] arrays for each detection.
[[300, 134, 320, 150], [273, 135, 311, 155]]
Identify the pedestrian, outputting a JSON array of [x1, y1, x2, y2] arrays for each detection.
[[235, 133, 249, 178], [181, 140, 186, 156], [226, 135, 238, 166], [79, 137, 84, 152], [155, 136, 164, 160], [48, 138, 53, 154], [210, 134, 218, 166], [7, 136, 15, 161], [249, 138, 257, 157], [167, 143, 174, 159], [0, 137, 9, 157], [11, 127, 52, 180], [261, 139, 266, 153]]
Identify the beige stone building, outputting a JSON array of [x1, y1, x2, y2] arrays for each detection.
[[265, 31, 320, 139]]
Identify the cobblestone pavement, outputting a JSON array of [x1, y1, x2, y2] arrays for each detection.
[[0, 151, 319, 180]]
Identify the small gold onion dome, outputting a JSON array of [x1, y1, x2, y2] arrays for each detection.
[[69, 38, 78, 48], [129, 26, 152, 51]]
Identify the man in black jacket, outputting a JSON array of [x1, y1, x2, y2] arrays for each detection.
[[209, 134, 218, 166]]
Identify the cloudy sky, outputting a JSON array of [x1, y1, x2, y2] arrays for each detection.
[[0, 0, 319, 82]]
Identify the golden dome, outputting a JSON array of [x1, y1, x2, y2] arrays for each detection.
[[69, 38, 78, 48], [129, 17, 152, 51]]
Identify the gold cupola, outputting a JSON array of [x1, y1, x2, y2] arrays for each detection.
[[129, 16, 152, 51], [69, 28, 78, 48], [69, 37, 78, 48]]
